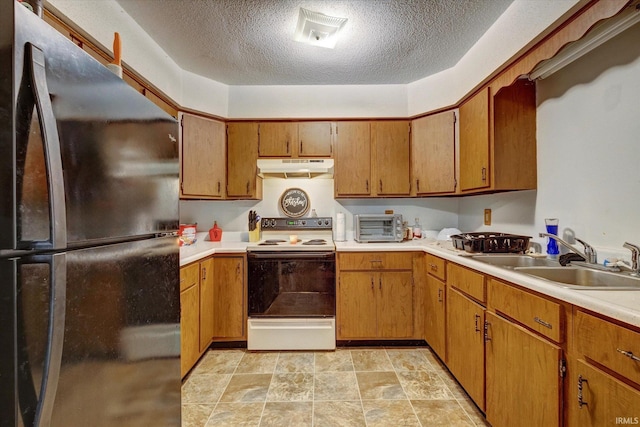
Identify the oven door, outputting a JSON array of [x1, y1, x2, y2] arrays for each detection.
[[247, 251, 335, 318]]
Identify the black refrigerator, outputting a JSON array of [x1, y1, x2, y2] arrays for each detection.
[[1, 2, 181, 426]]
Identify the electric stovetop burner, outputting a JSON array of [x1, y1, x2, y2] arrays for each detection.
[[259, 239, 287, 246], [303, 239, 327, 245]]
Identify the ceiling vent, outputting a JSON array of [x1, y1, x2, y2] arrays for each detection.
[[293, 8, 348, 49]]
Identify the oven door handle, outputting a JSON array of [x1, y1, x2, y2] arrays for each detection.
[[248, 252, 335, 259]]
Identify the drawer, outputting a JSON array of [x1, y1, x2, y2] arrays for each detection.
[[180, 262, 200, 292], [447, 263, 485, 303], [489, 279, 562, 343], [339, 252, 413, 270], [426, 254, 446, 281], [575, 311, 640, 386]]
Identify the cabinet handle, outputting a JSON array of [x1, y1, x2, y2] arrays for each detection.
[[616, 348, 640, 362], [286, 140, 290, 153], [437, 288, 443, 303], [246, 181, 250, 194], [534, 317, 553, 329], [578, 375, 588, 408], [370, 259, 383, 268], [484, 320, 491, 342], [300, 140, 303, 153], [416, 179, 420, 192], [379, 276, 382, 291], [202, 267, 206, 281], [379, 180, 383, 193], [236, 264, 241, 276], [366, 179, 369, 192], [371, 277, 374, 290], [474, 314, 481, 332], [481, 167, 487, 182], [217, 181, 221, 193]]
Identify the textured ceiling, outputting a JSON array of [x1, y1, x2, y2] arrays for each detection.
[[114, 0, 515, 85]]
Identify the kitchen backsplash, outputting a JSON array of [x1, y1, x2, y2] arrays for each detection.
[[179, 178, 460, 236]]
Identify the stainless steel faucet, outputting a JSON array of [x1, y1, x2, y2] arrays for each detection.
[[539, 233, 598, 264], [623, 242, 640, 276]]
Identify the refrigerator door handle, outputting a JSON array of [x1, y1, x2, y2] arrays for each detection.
[[18, 253, 67, 427], [26, 44, 67, 250]]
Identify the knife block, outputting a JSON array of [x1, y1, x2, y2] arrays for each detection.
[[248, 223, 261, 242]]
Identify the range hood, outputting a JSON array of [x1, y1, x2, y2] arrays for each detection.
[[257, 158, 334, 179]]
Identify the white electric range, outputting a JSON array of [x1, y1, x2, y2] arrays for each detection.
[[246, 217, 336, 351]]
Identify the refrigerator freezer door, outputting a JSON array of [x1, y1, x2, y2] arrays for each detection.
[[1, 5, 179, 252], [1, 236, 181, 427]]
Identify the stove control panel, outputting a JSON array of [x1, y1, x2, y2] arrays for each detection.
[[261, 217, 332, 230]]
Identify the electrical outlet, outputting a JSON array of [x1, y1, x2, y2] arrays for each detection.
[[484, 209, 492, 226]]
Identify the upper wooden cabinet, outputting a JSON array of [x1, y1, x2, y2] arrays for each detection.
[[298, 122, 333, 157], [334, 121, 410, 198], [257, 122, 333, 158], [371, 121, 411, 196], [258, 122, 297, 157], [411, 111, 456, 195], [459, 79, 536, 193], [180, 113, 226, 199], [334, 122, 371, 196], [226, 123, 262, 199]]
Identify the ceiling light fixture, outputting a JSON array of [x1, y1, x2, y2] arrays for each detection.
[[529, 2, 640, 80], [293, 7, 348, 49]]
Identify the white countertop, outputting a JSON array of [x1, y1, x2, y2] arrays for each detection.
[[180, 235, 640, 328]]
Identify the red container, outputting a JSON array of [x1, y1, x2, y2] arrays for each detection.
[[208, 222, 222, 242]]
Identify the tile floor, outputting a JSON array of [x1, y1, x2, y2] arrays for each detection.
[[181, 346, 489, 427]]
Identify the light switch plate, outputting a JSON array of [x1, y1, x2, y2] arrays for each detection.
[[484, 209, 492, 226]]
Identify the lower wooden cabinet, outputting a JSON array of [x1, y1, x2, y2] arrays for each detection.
[[568, 359, 640, 427], [180, 264, 200, 378], [212, 255, 246, 340], [485, 312, 563, 427], [337, 270, 414, 339], [424, 273, 446, 360], [199, 257, 214, 352], [446, 287, 486, 409]]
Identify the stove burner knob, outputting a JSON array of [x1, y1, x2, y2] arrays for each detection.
[[270, 219, 276, 227], [301, 220, 306, 226]]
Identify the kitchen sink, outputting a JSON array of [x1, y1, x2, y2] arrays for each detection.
[[471, 255, 560, 268], [513, 267, 640, 290]]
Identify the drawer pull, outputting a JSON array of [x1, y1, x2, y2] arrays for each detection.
[[616, 348, 640, 362], [534, 317, 553, 329], [429, 263, 438, 272], [577, 375, 588, 408]]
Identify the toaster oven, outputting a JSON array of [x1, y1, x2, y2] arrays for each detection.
[[354, 214, 404, 243]]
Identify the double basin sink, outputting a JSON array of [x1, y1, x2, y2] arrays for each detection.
[[470, 255, 640, 290]]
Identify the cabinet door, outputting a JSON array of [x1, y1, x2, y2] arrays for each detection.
[[212, 256, 245, 339], [298, 122, 333, 157], [334, 122, 371, 196], [459, 87, 490, 191], [371, 121, 411, 196], [199, 258, 215, 352], [337, 272, 377, 339], [227, 123, 260, 198], [181, 114, 226, 198], [258, 122, 296, 157], [485, 312, 562, 427], [569, 359, 640, 427], [411, 111, 456, 194], [425, 275, 446, 360], [378, 271, 413, 338], [447, 287, 485, 409], [180, 283, 199, 378]]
